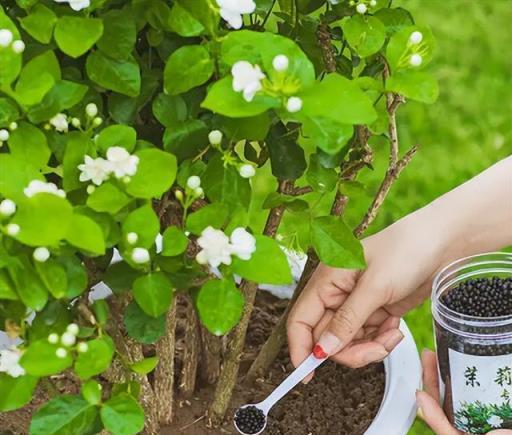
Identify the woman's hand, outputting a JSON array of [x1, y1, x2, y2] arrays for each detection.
[[418, 349, 512, 435]]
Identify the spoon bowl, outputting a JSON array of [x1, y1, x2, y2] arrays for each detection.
[[233, 404, 268, 435]]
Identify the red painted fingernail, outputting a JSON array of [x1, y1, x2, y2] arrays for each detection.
[[313, 344, 328, 359]]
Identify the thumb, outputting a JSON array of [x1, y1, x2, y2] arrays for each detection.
[[314, 274, 387, 356]]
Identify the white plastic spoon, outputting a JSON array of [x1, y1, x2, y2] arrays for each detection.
[[234, 353, 327, 435]]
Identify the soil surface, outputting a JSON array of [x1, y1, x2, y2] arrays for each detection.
[[0, 292, 385, 435]]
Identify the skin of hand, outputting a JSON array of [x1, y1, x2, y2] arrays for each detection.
[[418, 349, 512, 435], [287, 157, 512, 377]]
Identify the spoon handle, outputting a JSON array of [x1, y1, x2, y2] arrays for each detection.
[[259, 354, 326, 414]]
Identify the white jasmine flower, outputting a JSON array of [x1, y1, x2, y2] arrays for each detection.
[[61, 332, 76, 347], [33, 247, 50, 263], [132, 247, 150, 264], [55, 348, 68, 359], [66, 323, 79, 335], [0, 29, 13, 47], [71, 118, 81, 128], [187, 175, 201, 190], [0, 199, 16, 216], [50, 113, 68, 133], [126, 232, 138, 245], [272, 55, 289, 72], [356, 2, 367, 14], [208, 130, 223, 145], [106, 147, 139, 179], [0, 129, 9, 141], [6, 223, 20, 236], [77, 342, 88, 353], [196, 226, 233, 268], [11, 40, 25, 54], [231, 61, 266, 102], [409, 53, 423, 67], [487, 415, 503, 428], [239, 164, 255, 178], [286, 96, 303, 113], [409, 31, 423, 44], [229, 227, 256, 260], [216, 0, 256, 29], [0, 347, 25, 378], [48, 333, 59, 344], [53, 0, 91, 11], [24, 180, 66, 198], [78, 155, 111, 186], [85, 103, 98, 118], [9, 122, 17, 131]]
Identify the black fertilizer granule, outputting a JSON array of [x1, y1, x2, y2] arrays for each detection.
[[234, 406, 266, 434], [440, 276, 512, 317]]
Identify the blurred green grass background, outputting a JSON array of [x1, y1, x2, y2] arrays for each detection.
[[251, 1, 511, 433]]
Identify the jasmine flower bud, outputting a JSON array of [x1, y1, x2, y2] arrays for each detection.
[[0, 199, 16, 216], [286, 96, 303, 113], [126, 232, 138, 245], [85, 103, 98, 118], [356, 2, 367, 14], [8, 122, 17, 131], [71, 118, 81, 128], [77, 342, 88, 353], [409, 53, 423, 67], [11, 40, 25, 54], [194, 187, 204, 197], [33, 247, 50, 263], [208, 130, 223, 145], [48, 333, 59, 344], [272, 54, 289, 72], [187, 175, 201, 190], [370, 0, 377, 6], [56, 348, 68, 359], [6, 223, 20, 236], [66, 323, 79, 335], [239, 164, 256, 178], [409, 31, 423, 45], [86, 185, 95, 194], [0, 29, 13, 47], [61, 332, 76, 347], [0, 129, 9, 142], [132, 247, 150, 264], [175, 190, 184, 201], [92, 117, 103, 127]]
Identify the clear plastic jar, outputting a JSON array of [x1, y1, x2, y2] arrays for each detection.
[[432, 252, 512, 433]]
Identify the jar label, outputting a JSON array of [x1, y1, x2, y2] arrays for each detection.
[[449, 348, 512, 432]]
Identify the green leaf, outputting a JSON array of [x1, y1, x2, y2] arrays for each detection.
[[0, 374, 38, 412], [386, 71, 439, 104], [341, 15, 386, 57], [63, 132, 94, 191], [164, 45, 214, 95], [19, 4, 57, 43], [161, 226, 189, 256], [86, 51, 141, 97], [82, 380, 102, 405], [301, 74, 377, 125], [130, 356, 159, 375], [122, 204, 160, 248], [196, 279, 244, 336], [267, 122, 306, 180], [87, 183, 132, 214], [186, 203, 229, 235], [125, 148, 177, 199], [168, 3, 204, 36], [0, 270, 17, 300], [262, 192, 308, 212], [0, 154, 43, 201], [219, 113, 271, 142], [374, 7, 414, 35], [58, 255, 88, 299], [124, 301, 166, 344], [55, 17, 104, 58], [100, 393, 144, 435], [306, 154, 339, 193], [202, 76, 280, 118], [311, 216, 365, 269], [12, 194, 73, 247], [21, 341, 73, 376], [104, 262, 141, 295], [27, 80, 88, 124], [0, 9, 21, 86], [97, 9, 136, 60], [8, 258, 48, 310], [132, 272, 174, 318], [163, 120, 208, 161], [232, 235, 292, 285], [0, 97, 20, 126], [14, 50, 60, 105], [74, 337, 115, 380], [35, 259, 68, 299], [386, 25, 436, 72], [7, 122, 51, 169], [175, 0, 219, 36], [30, 395, 100, 435], [152, 93, 187, 128], [96, 125, 137, 153], [301, 116, 353, 155], [65, 214, 106, 255]]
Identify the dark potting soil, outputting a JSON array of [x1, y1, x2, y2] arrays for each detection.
[[234, 406, 266, 434]]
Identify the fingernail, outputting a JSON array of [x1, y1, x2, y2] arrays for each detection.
[[384, 330, 404, 349], [314, 332, 342, 358], [363, 349, 388, 364]]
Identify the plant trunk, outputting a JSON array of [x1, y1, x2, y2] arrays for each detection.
[[154, 297, 178, 426], [200, 326, 222, 385], [179, 294, 201, 399]]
